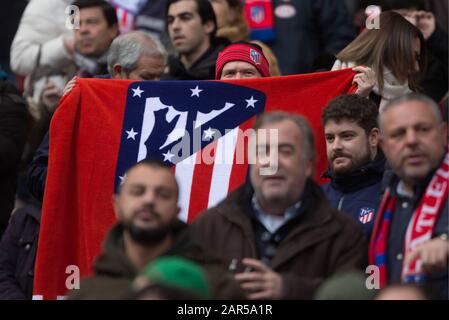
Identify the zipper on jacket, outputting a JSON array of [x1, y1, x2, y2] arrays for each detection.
[[337, 196, 345, 211]]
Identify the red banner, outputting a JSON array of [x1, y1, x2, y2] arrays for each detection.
[[33, 70, 356, 299]]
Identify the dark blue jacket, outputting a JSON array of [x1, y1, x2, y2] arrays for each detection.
[[0, 206, 40, 299], [26, 132, 48, 203], [270, 0, 355, 75], [321, 152, 386, 237], [27, 75, 109, 204]]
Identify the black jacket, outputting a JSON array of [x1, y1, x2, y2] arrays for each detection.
[[421, 27, 449, 102], [26, 131, 48, 204], [0, 80, 30, 236], [271, 0, 355, 75], [162, 38, 230, 80], [0, 206, 40, 299]]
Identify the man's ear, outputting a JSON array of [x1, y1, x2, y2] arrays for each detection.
[[369, 128, 380, 148], [109, 24, 119, 39], [112, 64, 123, 79], [203, 20, 215, 35]]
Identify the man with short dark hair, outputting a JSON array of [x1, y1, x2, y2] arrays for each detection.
[[68, 160, 243, 299], [371, 93, 448, 299], [163, 0, 229, 80], [321, 94, 386, 236], [191, 111, 367, 300], [72, 0, 119, 77]]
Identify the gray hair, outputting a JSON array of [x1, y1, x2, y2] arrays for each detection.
[[253, 111, 316, 161], [107, 31, 167, 75], [378, 93, 442, 132]]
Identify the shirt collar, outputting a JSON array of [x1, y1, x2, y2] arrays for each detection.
[[251, 195, 301, 234], [396, 180, 415, 198]]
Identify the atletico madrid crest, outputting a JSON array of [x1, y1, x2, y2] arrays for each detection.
[[359, 207, 375, 224], [250, 49, 262, 64]]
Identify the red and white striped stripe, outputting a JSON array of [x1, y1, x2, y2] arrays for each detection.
[[175, 128, 244, 223]]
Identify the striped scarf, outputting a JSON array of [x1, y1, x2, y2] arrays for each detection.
[[369, 151, 449, 287]]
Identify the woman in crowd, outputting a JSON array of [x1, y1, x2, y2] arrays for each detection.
[[332, 11, 426, 111]]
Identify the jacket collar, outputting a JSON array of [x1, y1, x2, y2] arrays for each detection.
[[94, 220, 197, 278], [216, 180, 343, 269], [323, 150, 386, 192], [24, 206, 41, 223], [223, 180, 334, 228], [168, 37, 230, 80]]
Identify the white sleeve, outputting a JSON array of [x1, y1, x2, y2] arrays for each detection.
[[10, 0, 73, 75]]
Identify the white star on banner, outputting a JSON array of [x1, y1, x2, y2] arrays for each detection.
[[132, 86, 144, 98], [245, 96, 258, 108], [190, 85, 203, 97], [203, 127, 216, 141], [162, 150, 175, 163], [119, 174, 126, 185], [125, 128, 138, 140]]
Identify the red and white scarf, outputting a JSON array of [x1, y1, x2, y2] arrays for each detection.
[[370, 151, 449, 285]]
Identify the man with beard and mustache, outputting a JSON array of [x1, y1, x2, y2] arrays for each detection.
[[321, 94, 386, 237], [371, 93, 448, 299], [68, 160, 243, 299], [191, 112, 367, 300]]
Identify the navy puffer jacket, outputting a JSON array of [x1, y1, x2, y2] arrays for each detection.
[[321, 152, 386, 237]]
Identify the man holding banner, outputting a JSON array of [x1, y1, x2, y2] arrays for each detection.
[[32, 65, 359, 299]]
